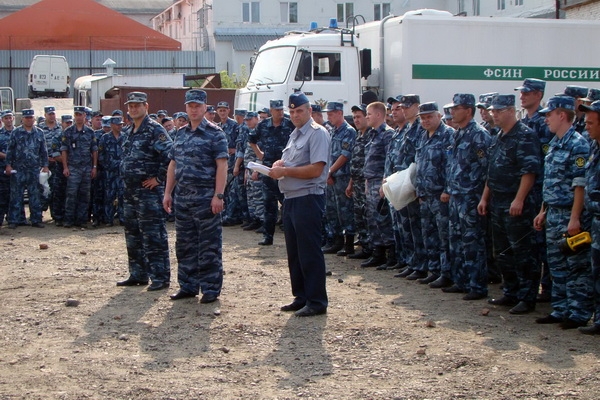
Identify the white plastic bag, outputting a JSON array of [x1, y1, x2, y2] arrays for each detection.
[[382, 163, 417, 211], [39, 170, 52, 197]]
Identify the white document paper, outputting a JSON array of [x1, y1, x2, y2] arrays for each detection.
[[248, 161, 283, 180]]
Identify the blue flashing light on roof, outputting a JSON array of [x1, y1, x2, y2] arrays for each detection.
[[329, 18, 338, 29], [310, 21, 318, 30]]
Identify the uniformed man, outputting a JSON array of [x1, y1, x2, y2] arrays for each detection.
[[478, 95, 542, 314], [443, 94, 491, 300], [4, 109, 49, 229], [414, 102, 454, 288], [60, 106, 98, 228], [38, 106, 64, 224], [117, 92, 172, 291], [476, 93, 500, 136], [579, 99, 600, 335], [174, 112, 189, 130], [239, 112, 263, 231], [205, 106, 217, 123], [257, 107, 270, 121], [534, 95, 593, 329], [515, 77, 553, 302], [360, 102, 395, 268], [311, 104, 325, 126], [61, 115, 73, 130], [161, 117, 176, 138], [321, 101, 356, 255], [90, 111, 103, 131], [90, 116, 111, 227], [346, 104, 372, 260], [269, 92, 330, 317], [0, 110, 15, 225], [216, 101, 241, 226], [232, 109, 249, 226], [164, 89, 228, 302], [98, 116, 125, 226], [157, 110, 168, 121], [248, 99, 295, 245], [564, 85, 589, 134]]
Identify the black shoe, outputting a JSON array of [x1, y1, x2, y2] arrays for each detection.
[[170, 290, 196, 300], [8, 224, 17, 229], [386, 262, 406, 271], [243, 220, 262, 231], [487, 296, 518, 307], [281, 302, 305, 312], [31, 222, 45, 228], [116, 277, 149, 287], [537, 292, 551, 303], [579, 324, 600, 335], [442, 285, 465, 294], [463, 292, 487, 301], [536, 314, 562, 324], [509, 301, 536, 314], [418, 274, 440, 285], [394, 268, 414, 278], [429, 276, 453, 289], [258, 238, 273, 246], [294, 306, 326, 317], [200, 293, 219, 303], [406, 270, 428, 281], [255, 226, 265, 234], [147, 282, 170, 291], [348, 249, 371, 260], [560, 318, 588, 330]]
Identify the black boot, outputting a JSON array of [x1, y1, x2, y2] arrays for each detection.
[[385, 244, 397, 267], [361, 246, 387, 268], [348, 247, 372, 260], [322, 235, 344, 254], [337, 235, 355, 256]]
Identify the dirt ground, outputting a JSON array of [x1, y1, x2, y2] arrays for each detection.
[[0, 218, 599, 400]]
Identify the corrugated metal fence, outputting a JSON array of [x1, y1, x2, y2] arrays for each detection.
[[0, 49, 216, 99]]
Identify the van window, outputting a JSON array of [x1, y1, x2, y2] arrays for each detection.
[[294, 52, 341, 81]]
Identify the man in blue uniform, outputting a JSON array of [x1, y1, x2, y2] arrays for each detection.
[[269, 92, 330, 317], [4, 109, 49, 228], [0, 110, 15, 225], [117, 92, 173, 292], [414, 102, 454, 287], [444, 94, 491, 300], [98, 116, 125, 226], [248, 100, 295, 245], [478, 95, 542, 314], [164, 89, 228, 303], [534, 95, 593, 329], [579, 100, 600, 334], [564, 85, 589, 134], [217, 101, 241, 226], [61, 106, 98, 228], [322, 101, 356, 255]]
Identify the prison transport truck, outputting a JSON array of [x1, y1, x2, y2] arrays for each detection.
[[236, 9, 600, 115]]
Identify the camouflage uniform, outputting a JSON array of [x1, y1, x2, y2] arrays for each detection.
[[350, 128, 370, 249], [121, 115, 172, 285], [39, 122, 62, 214], [91, 129, 106, 225], [585, 140, 600, 329], [61, 124, 97, 226], [248, 116, 295, 243], [325, 120, 356, 238], [415, 121, 454, 279], [0, 125, 11, 224], [487, 120, 541, 305], [543, 127, 593, 324], [364, 123, 394, 248], [220, 117, 241, 223], [233, 122, 249, 223], [243, 128, 264, 224], [446, 118, 491, 296], [98, 130, 125, 225], [5, 124, 48, 225], [170, 118, 228, 297]]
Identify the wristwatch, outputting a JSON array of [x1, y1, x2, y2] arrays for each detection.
[[215, 193, 224, 200]]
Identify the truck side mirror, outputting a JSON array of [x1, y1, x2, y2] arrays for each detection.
[[294, 50, 312, 81], [360, 49, 372, 79]]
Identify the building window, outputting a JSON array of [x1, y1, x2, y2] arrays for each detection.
[[497, 0, 505, 10], [515, 0, 523, 5], [280, 2, 298, 23], [337, 3, 354, 23], [243, 2, 260, 23], [374, 3, 391, 21], [472, 0, 480, 15]]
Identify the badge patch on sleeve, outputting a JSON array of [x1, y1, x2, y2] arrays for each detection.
[[158, 133, 167, 141], [542, 144, 550, 154], [575, 157, 586, 168], [477, 149, 485, 158]]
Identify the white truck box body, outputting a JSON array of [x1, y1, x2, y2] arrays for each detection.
[[28, 55, 70, 98]]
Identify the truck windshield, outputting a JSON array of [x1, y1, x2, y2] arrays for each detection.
[[248, 46, 295, 86]]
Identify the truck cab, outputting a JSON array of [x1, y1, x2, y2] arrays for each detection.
[[237, 24, 362, 115]]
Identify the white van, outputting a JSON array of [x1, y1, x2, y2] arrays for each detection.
[[28, 55, 70, 98]]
